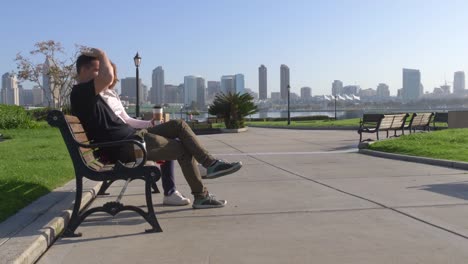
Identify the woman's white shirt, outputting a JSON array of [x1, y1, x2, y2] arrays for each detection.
[[100, 89, 153, 129]]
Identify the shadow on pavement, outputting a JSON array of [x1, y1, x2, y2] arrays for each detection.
[[409, 181, 468, 201]]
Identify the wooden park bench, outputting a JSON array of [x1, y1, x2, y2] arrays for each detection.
[[357, 114, 384, 142], [358, 113, 409, 142], [432, 112, 448, 130], [405, 112, 434, 133], [47, 110, 163, 237]]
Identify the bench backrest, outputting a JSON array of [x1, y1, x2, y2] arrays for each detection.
[[362, 114, 384, 123], [411, 112, 434, 127], [433, 112, 448, 123], [380, 114, 408, 130], [47, 110, 106, 175]]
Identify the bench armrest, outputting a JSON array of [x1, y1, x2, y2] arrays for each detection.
[[77, 139, 148, 169]]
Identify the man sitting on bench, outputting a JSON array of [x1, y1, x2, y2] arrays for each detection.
[[70, 47, 242, 209]]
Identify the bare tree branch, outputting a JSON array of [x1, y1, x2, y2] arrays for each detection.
[[15, 40, 80, 109]]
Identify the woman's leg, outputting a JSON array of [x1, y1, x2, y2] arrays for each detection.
[[160, 160, 176, 196]]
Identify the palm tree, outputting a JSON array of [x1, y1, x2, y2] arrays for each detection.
[[208, 92, 258, 129]]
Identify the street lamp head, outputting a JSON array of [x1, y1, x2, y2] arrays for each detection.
[[133, 52, 141, 67]]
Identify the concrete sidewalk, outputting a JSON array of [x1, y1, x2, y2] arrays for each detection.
[[31, 128, 468, 263]]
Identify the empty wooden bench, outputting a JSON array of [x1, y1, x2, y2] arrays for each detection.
[[358, 113, 409, 142], [357, 114, 384, 142], [405, 112, 434, 133], [433, 112, 448, 130], [47, 110, 163, 237], [380, 113, 409, 138]]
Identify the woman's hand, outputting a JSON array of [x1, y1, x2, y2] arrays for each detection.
[[150, 117, 165, 127]]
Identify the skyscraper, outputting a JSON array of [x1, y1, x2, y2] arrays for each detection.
[[22, 88, 33, 106], [120, 77, 142, 104], [221, 74, 245, 94], [207, 81, 221, 101], [221, 75, 235, 94], [235, 74, 245, 94], [32, 86, 44, 106], [402, 68, 421, 101], [1, 73, 19, 105], [197, 77, 206, 109], [42, 57, 59, 107], [184, 76, 204, 108], [376, 83, 390, 97], [150, 66, 165, 105], [164, 84, 179, 103], [18, 85, 24, 106], [259, 65, 267, 100], [300, 87, 312, 99], [280, 64, 290, 100], [454, 71, 466, 95], [142, 84, 148, 104], [342, 85, 360, 95], [177, 84, 185, 104], [332, 80, 343, 96]]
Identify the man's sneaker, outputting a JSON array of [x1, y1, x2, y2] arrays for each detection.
[[163, 190, 191, 206], [192, 193, 227, 209], [205, 160, 242, 179]]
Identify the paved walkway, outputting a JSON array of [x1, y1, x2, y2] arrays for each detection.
[[38, 128, 468, 264]]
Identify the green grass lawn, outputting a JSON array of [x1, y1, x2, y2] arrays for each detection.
[[369, 128, 468, 162], [0, 125, 74, 222]]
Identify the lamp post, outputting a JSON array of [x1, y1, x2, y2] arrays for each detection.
[[287, 84, 291, 125], [133, 52, 141, 118]]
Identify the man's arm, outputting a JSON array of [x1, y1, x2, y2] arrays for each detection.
[[83, 48, 114, 95]]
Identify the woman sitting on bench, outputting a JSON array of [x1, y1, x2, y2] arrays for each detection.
[[100, 62, 190, 206]]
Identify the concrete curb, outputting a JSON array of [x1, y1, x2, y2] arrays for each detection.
[[247, 125, 357, 130], [0, 180, 102, 264], [220, 127, 249, 133], [359, 149, 468, 170]]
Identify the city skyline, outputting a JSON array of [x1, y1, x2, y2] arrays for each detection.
[[1, 1, 467, 96]]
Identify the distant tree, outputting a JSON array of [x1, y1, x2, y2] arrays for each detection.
[[15, 40, 84, 109], [208, 92, 258, 129]]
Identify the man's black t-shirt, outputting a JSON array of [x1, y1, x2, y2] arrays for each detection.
[[70, 80, 136, 143]]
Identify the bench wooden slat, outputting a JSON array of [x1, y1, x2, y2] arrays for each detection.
[[64, 115, 81, 124], [86, 162, 103, 171], [73, 132, 90, 143], [69, 123, 86, 133], [79, 147, 93, 155], [82, 152, 98, 164]]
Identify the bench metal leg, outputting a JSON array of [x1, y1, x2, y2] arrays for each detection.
[[144, 173, 163, 233], [63, 176, 84, 237]]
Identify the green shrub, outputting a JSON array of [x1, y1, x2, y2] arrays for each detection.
[[27, 107, 53, 121], [0, 104, 39, 129]]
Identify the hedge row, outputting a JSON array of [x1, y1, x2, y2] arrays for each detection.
[[0, 105, 53, 129]]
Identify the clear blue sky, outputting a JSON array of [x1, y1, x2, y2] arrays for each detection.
[[1, 0, 467, 96]]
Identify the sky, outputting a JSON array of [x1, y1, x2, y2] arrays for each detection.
[[1, 0, 467, 96]]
